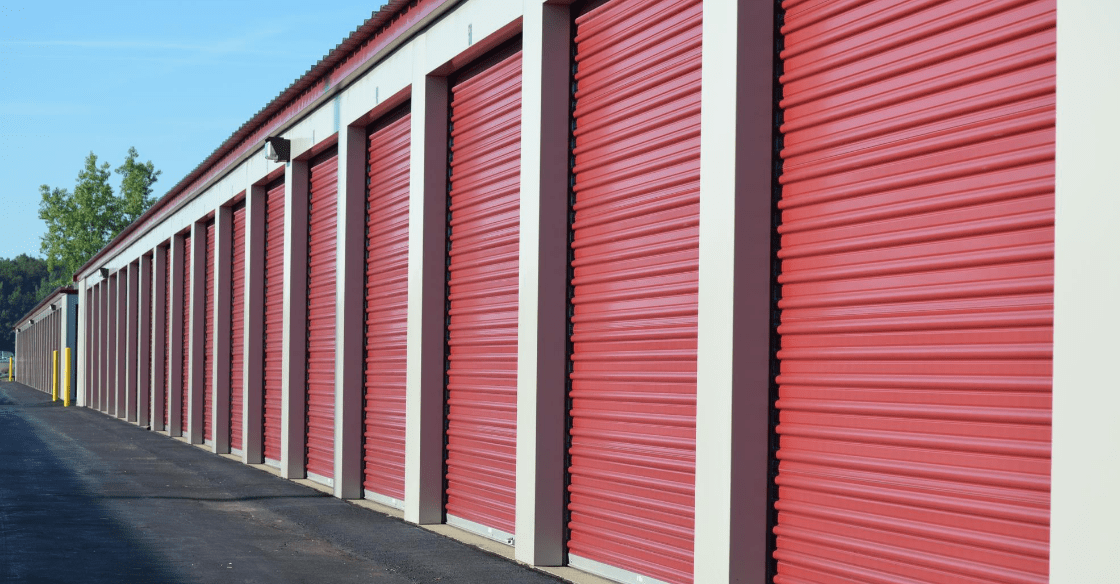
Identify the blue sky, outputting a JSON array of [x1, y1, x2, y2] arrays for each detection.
[[0, 1, 386, 259]]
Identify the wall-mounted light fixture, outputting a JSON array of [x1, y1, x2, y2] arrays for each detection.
[[99, 267, 109, 278], [264, 137, 291, 162]]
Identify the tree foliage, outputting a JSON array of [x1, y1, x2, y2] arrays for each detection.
[[38, 148, 160, 289], [116, 146, 162, 227], [0, 255, 61, 352]]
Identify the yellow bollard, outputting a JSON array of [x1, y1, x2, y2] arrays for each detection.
[[63, 348, 71, 407], [52, 351, 58, 402], [7, 357, 10, 381]]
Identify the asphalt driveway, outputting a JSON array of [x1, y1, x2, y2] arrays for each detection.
[[0, 381, 560, 584]]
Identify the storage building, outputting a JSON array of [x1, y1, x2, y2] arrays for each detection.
[[67, 1, 1119, 583]]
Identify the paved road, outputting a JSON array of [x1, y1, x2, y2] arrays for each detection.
[[0, 382, 559, 584]]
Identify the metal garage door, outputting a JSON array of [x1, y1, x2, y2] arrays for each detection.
[[102, 279, 109, 411], [181, 232, 192, 433], [230, 202, 247, 452], [147, 252, 154, 418], [567, 1, 702, 582], [362, 107, 411, 504], [263, 181, 286, 464], [108, 274, 117, 415], [163, 245, 171, 427], [306, 151, 338, 482], [204, 221, 215, 443], [95, 284, 101, 408], [445, 47, 521, 538], [773, 1, 1055, 583], [85, 287, 92, 406], [115, 275, 124, 416]]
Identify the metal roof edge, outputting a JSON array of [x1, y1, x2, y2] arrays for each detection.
[[73, 0, 450, 282], [12, 287, 78, 331]]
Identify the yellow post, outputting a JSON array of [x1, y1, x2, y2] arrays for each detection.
[[52, 351, 58, 402], [63, 348, 71, 407], [7, 357, 10, 381]]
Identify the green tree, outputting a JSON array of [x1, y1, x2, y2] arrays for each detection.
[[0, 254, 58, 352], [38, 148, 160, 288], [115, 146, 161, 230]]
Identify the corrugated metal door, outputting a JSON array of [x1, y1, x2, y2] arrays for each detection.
[[163, 245, 171, 427], [306, 152, 338, 481], [773, 2, 1055, 583], [204, 221, 215, 443], [363, 109, 411, 503], [108, 275, 117, 414], [181, 233, 192, 432], [567, 1, 701, 582], [85, 287, 92, 406], [445, 49, 521, 537], [163, 246, 171, 427], [263, 182, 286, 463], [147, 253, 153, 413], [230, 202, 247, 452]]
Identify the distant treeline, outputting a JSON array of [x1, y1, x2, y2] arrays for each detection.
[[0, 255, 63, 352]]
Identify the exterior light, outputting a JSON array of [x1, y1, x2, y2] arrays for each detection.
[[264, 137, 290, 162], [99, 267, 109, 278]]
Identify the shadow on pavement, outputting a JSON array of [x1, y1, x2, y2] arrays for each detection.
[[0, 386, 185, 584]]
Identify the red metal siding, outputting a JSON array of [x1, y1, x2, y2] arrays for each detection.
[[204, 222, 215, 442], [163, 245, 171, 427], [772, 2, 1055, 583], [101, 281, 108, 410], [181, 233, 192, 432], [230, 203, 247, 451], [567, 1, 702, 582], [306, 154, 338, 480], [147, 253, 153, 413], [115, 276, 125, 416], [108, 275, 117, 415], [85, 287, 92, 406], [362, 111, 411, 501], [445, 51, 521, 535], [96, 284, 102, 404], [263, 183, 286, 463]]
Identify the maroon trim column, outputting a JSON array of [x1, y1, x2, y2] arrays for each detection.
[[281, 159, 310, 479], [126, 260, 139, 422], [213, 205, 233, 453], [404, 73, 449, 525], [138, 253, 152, 428], [152, 246, 168, 432], [514, 1, 571, 565], [169, 234, 187, 437], [243, 182, 267, 463], [188, 221, 207, 445], [693, 2, 776, 582], [334, 126, 367, 498]]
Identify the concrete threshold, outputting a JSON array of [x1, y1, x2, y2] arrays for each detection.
[[291, 478, 333, 495]]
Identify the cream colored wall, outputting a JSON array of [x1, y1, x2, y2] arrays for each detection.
[[1051, 1, 1120, 582]]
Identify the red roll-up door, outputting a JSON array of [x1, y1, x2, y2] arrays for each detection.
[[163, 245, 171, 427], [263, 182, 286, 463], [772, 2, 1055, 583], [306, 153, 338, 481], [147, 252, 153, 413], [204, 221, 215, 442], [108, 275, 117, 414], [567, 1, 701, 582], [85, 287, 92, 406], [445, 49, 521, 536], [230, 202, 247, 452], [100, 282, 106, 409], [363, 109, 411, 503], [181, 233, 192, 432]]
